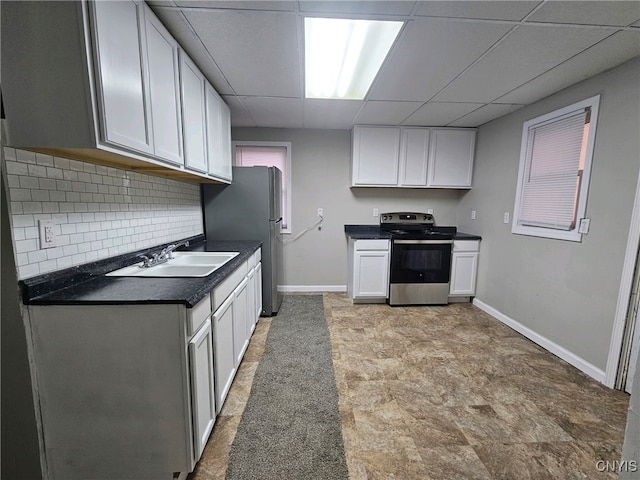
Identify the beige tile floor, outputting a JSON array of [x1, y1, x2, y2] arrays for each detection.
[[189, 293, 630, 480]]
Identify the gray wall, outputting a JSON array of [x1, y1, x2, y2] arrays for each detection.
[[1, 137, 43, 478], [455, 58, 640, 372], [232, 128, 465, 288]]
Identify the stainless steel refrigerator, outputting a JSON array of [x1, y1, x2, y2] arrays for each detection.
[[202, 166, 284, 316]]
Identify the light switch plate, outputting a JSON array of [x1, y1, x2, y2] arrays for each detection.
[[579, 218, 591, 234], [503, 212, 510, 224]]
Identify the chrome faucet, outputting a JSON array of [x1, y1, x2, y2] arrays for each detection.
[[138, 240, 190, 268], [160, 239, 190, 260]]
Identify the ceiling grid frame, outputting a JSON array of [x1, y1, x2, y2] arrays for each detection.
[[147, 0, 640, 129]]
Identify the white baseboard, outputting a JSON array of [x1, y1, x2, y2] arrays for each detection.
[[473, 298, 607, 384], [278, 285, 347, 293]]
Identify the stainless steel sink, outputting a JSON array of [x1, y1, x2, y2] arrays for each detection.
[[106, 251, 240, 277]]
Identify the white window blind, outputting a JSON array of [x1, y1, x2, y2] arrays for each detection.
[[235, 145, 290, 231], [518, 108, 590, 230]]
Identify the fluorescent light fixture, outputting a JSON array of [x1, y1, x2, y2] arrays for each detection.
[[305, 17, 403, 100]]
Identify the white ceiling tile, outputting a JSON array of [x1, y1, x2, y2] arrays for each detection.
[[221, 96, 257, 127], [497, 30, 640, 104], [354, 101, 423, 125], [182, 10, 301, 97], [369, 19, 513, 102], [527, 1, 640, 26], [148, 7, 236, 95], [448, 103, 524, 127], [174, 1, 295, 10], [299, 1, 415, 16], [413, 1, 540, 21], [433, 25, 612, 103], [303, 99, 363, 129], [239, 97, 303, 128], [401, 102, 485, 126]]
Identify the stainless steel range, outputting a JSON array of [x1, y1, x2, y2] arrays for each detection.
[[381, 212, 455, 306]]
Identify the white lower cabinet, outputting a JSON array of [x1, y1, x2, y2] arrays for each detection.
[[255, 262, 263, 319], [347, 238, 390, 303], [232, 277, 250, 366], [450, 240, 480, 296], [188, 318, 216, 461], [211, 249, 262, 414], [24, 248, 262, 479], [212, 294, 235, 413]]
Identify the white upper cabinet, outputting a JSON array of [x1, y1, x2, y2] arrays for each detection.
[[143, 5, 184, 165], [205, 84, 233, 182], [180, 52, 208, 173], [399, 127, 430, 187], [91, 0, 153, 154], [351, 125, 476, 188], [428, 128, 476, 188], [1, 0, 232, 182], [352, 126, 400, 186]]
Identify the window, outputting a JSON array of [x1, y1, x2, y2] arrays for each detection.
[[233, 142, 292, 234], [512, 95, 600, 242]]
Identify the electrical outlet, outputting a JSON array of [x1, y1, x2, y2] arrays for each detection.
[[471, 210, 476, 220], [503, 212, 510, 224], [373, 208, 379, 217], [317, 208, 323, 217], [39, 219, 56, 248]]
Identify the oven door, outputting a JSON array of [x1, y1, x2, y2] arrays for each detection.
[[389, 239, 453, 305], [390, 239, 453, 283]]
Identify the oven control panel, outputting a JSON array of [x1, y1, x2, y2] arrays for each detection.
[[380, 212, 434, 225]]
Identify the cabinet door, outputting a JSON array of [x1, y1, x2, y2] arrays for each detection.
[[144, 6, 183, 165], [233, 277, 249, 366], [212, 294, 235, 413], [353, 251, 390, 298], [180, 52, 208, 173], [91, 0, 153, 154], [246, 267, 257, 337], [206, 84, 232, 181], [399, 128, 429, 186], [352, 126, 400, 186], [255, 262, 263, 318], [188, 318, 215, 461], [450, 252, 479, 295], [428, 129, 476, 187]]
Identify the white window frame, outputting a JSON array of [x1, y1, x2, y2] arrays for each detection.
[[512, 95, 600, 242], [232, 141, 292, 234]]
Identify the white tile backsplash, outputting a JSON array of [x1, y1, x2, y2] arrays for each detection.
[[4, 147, 204, 279]]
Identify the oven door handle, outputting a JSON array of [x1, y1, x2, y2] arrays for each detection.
[[393, 239, 453, 245]]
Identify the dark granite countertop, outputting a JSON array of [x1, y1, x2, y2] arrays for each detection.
[[453, 232, 483, 241], [20, 235, 261, 308], [344, 225, 482, 241]]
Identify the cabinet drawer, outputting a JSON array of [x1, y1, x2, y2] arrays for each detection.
[[355, 239, 390, 251], [188, 293, 211, 337], [212, 260, 248, 311], [453, 240, 479, 252]]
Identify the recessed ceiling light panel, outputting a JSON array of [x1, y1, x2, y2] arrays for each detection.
[[305, 17, 403, 100]]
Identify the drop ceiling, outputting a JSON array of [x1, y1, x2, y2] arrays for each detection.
[[148, 1, 640, 129]]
